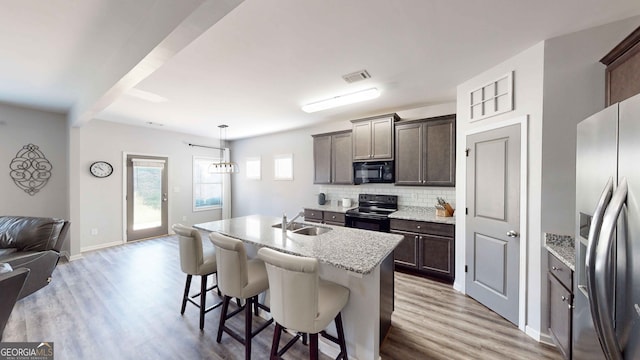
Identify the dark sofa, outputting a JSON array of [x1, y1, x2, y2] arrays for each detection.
[[0, 216, 70, 299]]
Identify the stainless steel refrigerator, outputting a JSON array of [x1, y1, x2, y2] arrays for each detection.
[[574, 92, 640, 360]]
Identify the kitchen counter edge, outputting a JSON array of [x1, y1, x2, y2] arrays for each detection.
[[544, 233, 575, 271]]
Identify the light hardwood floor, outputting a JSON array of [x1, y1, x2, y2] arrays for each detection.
[[4, 235, 561, 360]]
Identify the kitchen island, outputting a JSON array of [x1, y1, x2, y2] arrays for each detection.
[[194, 215, 402, 360]]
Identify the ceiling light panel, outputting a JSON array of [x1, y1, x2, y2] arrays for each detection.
[[302, 88, 380, 113]]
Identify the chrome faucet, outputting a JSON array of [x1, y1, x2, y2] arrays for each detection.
[[285, 210, 305, 230]]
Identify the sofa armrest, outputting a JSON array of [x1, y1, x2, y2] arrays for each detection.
[[4, 251, 59, 299], [53, 221, 70, 252]]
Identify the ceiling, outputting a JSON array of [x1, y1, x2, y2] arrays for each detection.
[[1, 0, 639, 140]]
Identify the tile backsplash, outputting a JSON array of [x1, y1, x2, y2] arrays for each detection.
[[315, 184, 456, 208]]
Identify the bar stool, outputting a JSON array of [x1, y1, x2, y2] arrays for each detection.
[[173, 224, 222, 330], [257, 247, 349, 360], [209, 232, 273, 360]]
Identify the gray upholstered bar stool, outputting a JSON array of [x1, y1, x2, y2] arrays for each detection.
[[173, 224, 222, 330], [209, 232, 273, 360], [257, 247, 349, 360]]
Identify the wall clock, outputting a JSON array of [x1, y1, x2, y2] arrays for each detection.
[[90, 161, 113, 178]]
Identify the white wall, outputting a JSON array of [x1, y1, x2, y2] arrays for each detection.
[[455, 15, 640, 342], [456, 42, 546, 336], [231, 103, 457, 218], [541, 16, 640, 235], [0, 102, 69, 246], [70, 120, 223, 255]]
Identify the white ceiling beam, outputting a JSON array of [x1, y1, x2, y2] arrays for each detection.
[[68, 0, 245, 128]]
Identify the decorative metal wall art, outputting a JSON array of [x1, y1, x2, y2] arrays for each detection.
[[9, 143, 52, 196]]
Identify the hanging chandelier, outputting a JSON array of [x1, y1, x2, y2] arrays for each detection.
[[208, 125, 239, 174]]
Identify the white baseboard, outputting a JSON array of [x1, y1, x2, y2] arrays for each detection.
[[68, 254, 83, 261], [525, 324, 555, 345], [537, 331, 556, 347], [453, 280, 464, 293], [81, 240, 123, 253], [525, 325, 540, 341]]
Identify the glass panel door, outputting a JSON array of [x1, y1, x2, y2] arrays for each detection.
[[126, 155, 168, 241]]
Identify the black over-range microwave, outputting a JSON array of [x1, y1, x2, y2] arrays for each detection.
[[353, 161, 394, 184]]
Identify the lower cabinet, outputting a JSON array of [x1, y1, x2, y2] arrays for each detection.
[[390, 219, 454, 282], [304, 208, 323, 224], [303, 208, 345, 226], [323, 211, 345, 226], [547, 251, 573, 360]]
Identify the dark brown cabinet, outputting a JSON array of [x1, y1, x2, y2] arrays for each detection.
[[601, 25, 640, 106], [390, 218, 454, 282], [312, 130, 352, 184], [352, 113, 398, 161], [304, 208, 345, 226], [304, 209, 323, 224], [395, 114, 455, 186], [547, 251, 573, 360], [323, 211, 345, 226]]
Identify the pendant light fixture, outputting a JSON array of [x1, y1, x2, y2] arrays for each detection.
[[208, 125, 239, 174]]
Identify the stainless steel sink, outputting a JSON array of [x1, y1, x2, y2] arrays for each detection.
[[272, 222, 307, 231], [272, 222, 332, 236], [292, 226, 331, 236]]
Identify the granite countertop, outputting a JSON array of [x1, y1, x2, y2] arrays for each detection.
[[544, 233, 575, 271], [389, 206, 456, 225], [194, 215, 402, 275], [304, 201, 357, 213]]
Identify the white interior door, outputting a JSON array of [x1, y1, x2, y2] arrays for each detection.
[[466, 123, 521, 325]]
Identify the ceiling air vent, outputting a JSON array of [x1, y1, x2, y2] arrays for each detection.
[[342, 69, 371, 83]]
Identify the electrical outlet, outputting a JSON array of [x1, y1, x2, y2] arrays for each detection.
[[90, 228, 98, 235]]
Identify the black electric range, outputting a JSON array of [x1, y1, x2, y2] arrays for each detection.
[[345, 194, 398, 232]]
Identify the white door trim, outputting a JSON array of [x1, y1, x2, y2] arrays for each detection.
[[122, 151, 171, 242], [465, 115, 528, 331]]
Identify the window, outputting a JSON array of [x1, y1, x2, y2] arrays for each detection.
[[469, 71, 513, 121], [193, 156, 223, 211], [246, 157, 261, 180], [274, 154, 293, 180]]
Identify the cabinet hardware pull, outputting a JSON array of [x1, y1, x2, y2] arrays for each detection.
[[416, 225, 421, 229], [551, 266, 560, 271], [561, 296, 567, 302]]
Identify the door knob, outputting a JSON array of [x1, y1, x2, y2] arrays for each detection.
[[506, 230, 519, 238]]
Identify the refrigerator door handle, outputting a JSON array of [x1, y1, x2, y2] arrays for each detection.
[[586, 177, 614, 280], [593, 177, 627, 360], [586, 177, 614, 355]]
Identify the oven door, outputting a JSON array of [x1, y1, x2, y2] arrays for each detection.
[[345, 214, 390, 232]]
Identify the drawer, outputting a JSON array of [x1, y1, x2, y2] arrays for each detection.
[[304, 209, 323, 221], [390, 218, 454, 237], [323, 211, 345, 224], [548, 252, 573, 291]]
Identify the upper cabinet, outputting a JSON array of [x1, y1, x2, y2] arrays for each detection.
[[395, 114, 456, 187], [351, 113, 399, 161], [312, 130, 353, 184], [601, 25, 640, 106]]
